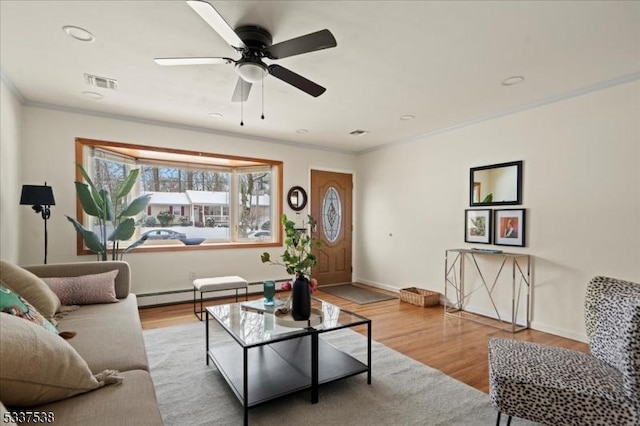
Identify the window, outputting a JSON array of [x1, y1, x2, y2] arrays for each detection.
[[74, 138, 282, 255]]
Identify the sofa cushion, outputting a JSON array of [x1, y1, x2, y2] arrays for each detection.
[[0, 313, 123, 407], [56, 295, 149, 374], [0, 283, 58, 334], [19, 370, 163, 426], [0, 260, 61, 322], [42, 270, 119, 305]]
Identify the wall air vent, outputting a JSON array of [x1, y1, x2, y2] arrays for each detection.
[[84, 74, 118, 90]]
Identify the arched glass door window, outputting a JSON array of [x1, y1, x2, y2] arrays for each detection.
[[322, 186, 341, 242]]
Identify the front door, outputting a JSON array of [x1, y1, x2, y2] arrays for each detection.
[[310, 170, 353, 285]]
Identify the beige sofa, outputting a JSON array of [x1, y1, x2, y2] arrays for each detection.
[[2, 261, 163, 425]]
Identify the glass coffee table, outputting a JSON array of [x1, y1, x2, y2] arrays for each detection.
[[205, 297, 371, 426]]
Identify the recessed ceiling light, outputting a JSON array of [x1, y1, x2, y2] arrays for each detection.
[[502, 76, 525, 86], [349, 129, 369, 136], [208, 112, 223, 119], [296, 129, 309, 134], [82, 91, 103, 100], [63, 25, 95, 42], [400, 115, 415, 121]]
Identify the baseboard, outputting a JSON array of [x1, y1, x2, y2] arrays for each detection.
[[456, 304, 529, 328], [355, 278, 401, 293], [357, 278, 587, 342], [453, 305, 587, 342], [355, 279, 448, 304], [136, 278, 290, 308], [136, 278, 589, 342], [529, 321, 588, 343], [136, 288, 254, 308]]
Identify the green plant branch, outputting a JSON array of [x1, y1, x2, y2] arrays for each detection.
[[68, 164, 150, 261], [261, 214, 321, 278]]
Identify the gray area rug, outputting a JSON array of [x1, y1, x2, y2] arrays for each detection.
[[144, 321, 538, 426], [319, 284, 397, 304]]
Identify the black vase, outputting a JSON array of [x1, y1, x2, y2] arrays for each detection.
[[291, 276, 311, 320]]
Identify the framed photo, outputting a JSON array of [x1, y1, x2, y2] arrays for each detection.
[[465, 209, 492, 244], [494, 209, 525, 247]]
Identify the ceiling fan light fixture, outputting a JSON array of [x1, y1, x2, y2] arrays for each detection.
[[236, 62, 267, 83]]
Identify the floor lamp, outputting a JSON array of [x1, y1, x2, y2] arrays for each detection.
[[20, 183, 56, 264]]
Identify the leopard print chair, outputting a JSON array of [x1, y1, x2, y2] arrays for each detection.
[[488, 276, 640, 425]]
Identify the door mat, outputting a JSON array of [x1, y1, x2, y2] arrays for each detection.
[[319, 284, 397, 305]]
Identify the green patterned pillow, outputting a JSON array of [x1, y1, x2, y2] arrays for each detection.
[[0, 283, 58, 334]]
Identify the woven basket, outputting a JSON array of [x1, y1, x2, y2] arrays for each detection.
[[400, 287, 440, 307]]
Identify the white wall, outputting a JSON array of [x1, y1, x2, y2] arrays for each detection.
[[355, 81, 640, 341], [0, 78, 23, 263], [16, 106, 356, 298], [7, 78, 640, 341]]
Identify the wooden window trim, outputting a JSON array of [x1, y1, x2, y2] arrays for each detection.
[[74, 137, 283, 256]]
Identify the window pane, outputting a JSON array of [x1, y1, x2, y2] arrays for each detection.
[[238, 170, 272, 240], [140, 165, 231, 242], [90, 157, 132, 243]]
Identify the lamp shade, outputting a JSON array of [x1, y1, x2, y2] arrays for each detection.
[[20, 185, 55, 206]]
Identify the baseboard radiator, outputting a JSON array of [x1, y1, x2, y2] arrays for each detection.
[[137, 278, 291, 308]]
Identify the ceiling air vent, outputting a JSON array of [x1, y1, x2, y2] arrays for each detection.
[[84, 74, 118, 90]]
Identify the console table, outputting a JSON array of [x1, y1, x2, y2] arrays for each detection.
[[444, 249, 531, 332]]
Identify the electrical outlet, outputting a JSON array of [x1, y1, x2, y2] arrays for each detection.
[[189, 271, 196, 280]]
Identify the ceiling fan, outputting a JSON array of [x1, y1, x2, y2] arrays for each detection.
[[155, 0, 337, 102]]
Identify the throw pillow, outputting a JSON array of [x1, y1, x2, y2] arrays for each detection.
[[42, 270, 119, 305], [0, 283, 58, 334], [0, 312, 123, 407], [0, 260, 61, 322]]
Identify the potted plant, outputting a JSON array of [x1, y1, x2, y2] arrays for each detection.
[[261, 214, 322, 320], [66, 164, 151, 261]]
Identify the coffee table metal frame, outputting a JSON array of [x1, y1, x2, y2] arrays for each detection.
[[205, 298, 371, 425]]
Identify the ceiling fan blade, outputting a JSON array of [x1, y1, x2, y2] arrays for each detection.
[[267, 65, 326, 97], [267, 29, 337, 59], [186, 0, 245, 48], [154, 57, 233, 66], [231, 77, 252, 102]]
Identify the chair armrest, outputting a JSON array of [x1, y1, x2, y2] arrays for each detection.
[[23, 261, 131, 299]]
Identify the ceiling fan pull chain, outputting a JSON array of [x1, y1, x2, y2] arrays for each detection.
[[240, 82, 244, 126], [261, 76, 265, 120]]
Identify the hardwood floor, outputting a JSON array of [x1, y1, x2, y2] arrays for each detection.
[[138, 284, 589, 393]]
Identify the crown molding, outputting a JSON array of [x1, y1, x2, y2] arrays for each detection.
[[360, 71, 640, 155], [0, 71, 27, 103]]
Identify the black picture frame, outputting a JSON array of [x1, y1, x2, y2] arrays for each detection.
[[464, 209, 492, 244], [287, 186, 308, 211], [494, 209, 526, 247]]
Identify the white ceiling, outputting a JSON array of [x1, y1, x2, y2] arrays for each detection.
[[1, 1, 639, 154]]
